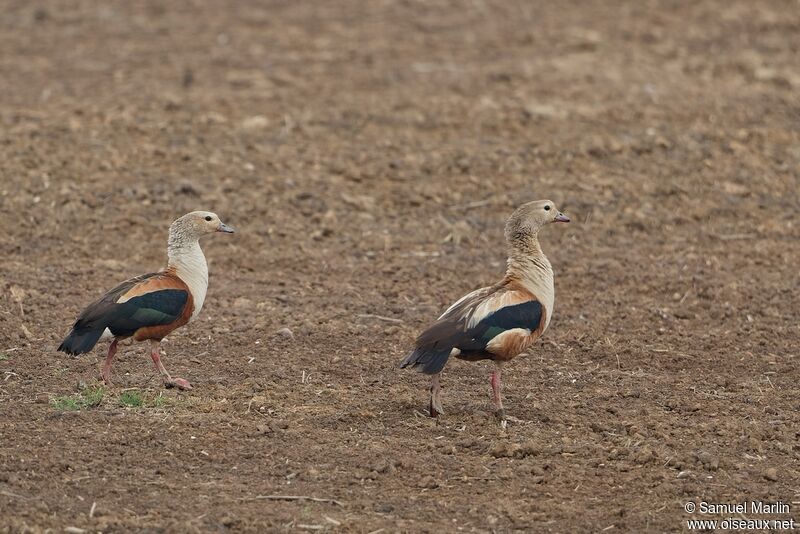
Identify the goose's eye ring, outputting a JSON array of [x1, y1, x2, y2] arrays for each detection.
[[205, 216, 213, 221], [544, 205, 551, 211]]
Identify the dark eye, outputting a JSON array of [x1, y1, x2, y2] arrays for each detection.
[[205, 216, 212, 221], [544, 205, 551, 211]]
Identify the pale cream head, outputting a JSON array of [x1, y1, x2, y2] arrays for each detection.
[[169, 211, 235, 246], [504, 199, 569, 242]]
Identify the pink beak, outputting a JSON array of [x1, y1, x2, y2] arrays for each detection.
[[554, 212, 570, 223]]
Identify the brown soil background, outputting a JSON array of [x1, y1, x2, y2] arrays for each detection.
[[1, 1, 799, 532]]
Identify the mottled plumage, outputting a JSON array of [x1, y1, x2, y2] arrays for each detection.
[[58, 211, 234, 390], [401, 199, 569, 423]]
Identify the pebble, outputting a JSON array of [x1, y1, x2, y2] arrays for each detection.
[[174, 180, 201, 196], [372, 460, 397, 475], [221, 516, 238, 527], [232, 297, 252, 309], [276, 327, 294, 339], [694, 450, 719, 471], [240, 115, 269, 130], [490, 442, 522, 458]]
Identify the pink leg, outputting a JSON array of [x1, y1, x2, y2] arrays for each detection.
[[490, 361, 505, 424], [429, 373, 444, 417], [149, 340, 192, 390], [101, 339, 119, 385]]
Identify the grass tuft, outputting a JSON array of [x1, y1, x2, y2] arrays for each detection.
[[50, 386, 105, 411], [152, 392, 169, 408], [50, 387, 170, 411], [82, 386, 105, 408], [119, 390, 144, 408], [51, 396, 82, 411]]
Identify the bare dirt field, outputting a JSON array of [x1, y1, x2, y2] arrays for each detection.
[[1, 0, 799, 531]]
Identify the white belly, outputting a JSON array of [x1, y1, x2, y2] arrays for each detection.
[[181, 267, 208, 322], [189, 285, 206, 322]]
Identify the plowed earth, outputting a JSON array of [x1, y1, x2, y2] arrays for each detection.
[[1, 1, 798, 532]]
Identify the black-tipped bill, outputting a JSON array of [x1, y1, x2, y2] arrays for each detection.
[[217, 222, 236, 233], [554, 213, 570, 223]]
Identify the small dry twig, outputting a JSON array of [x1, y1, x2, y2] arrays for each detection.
[[449, 198, 494, 211], [357, 314, 404, 324], [678, 288, 691, 305], [713, 233, 755, 241], [10, 286, 25, 316], [0, 490, 27, 500], [238, 495, 344, 506]]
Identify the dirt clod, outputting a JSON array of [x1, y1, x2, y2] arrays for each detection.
[[276, 327, 294, 339], [418, 476, 439, 489]]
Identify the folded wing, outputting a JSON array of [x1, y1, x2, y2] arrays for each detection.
[[401, 284, 546, 374], [58, 273, 191, 354]]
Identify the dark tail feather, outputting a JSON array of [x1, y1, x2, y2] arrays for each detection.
[[57, 328, 104, 355], [400, 346, 452, 375]]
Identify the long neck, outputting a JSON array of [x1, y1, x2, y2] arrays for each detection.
[[167, 235, 208, 283], [505, 233, 551, 280], [504, 232, 555, 323]]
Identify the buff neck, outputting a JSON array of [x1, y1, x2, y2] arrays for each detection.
[[505, 232, 555, 330]]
